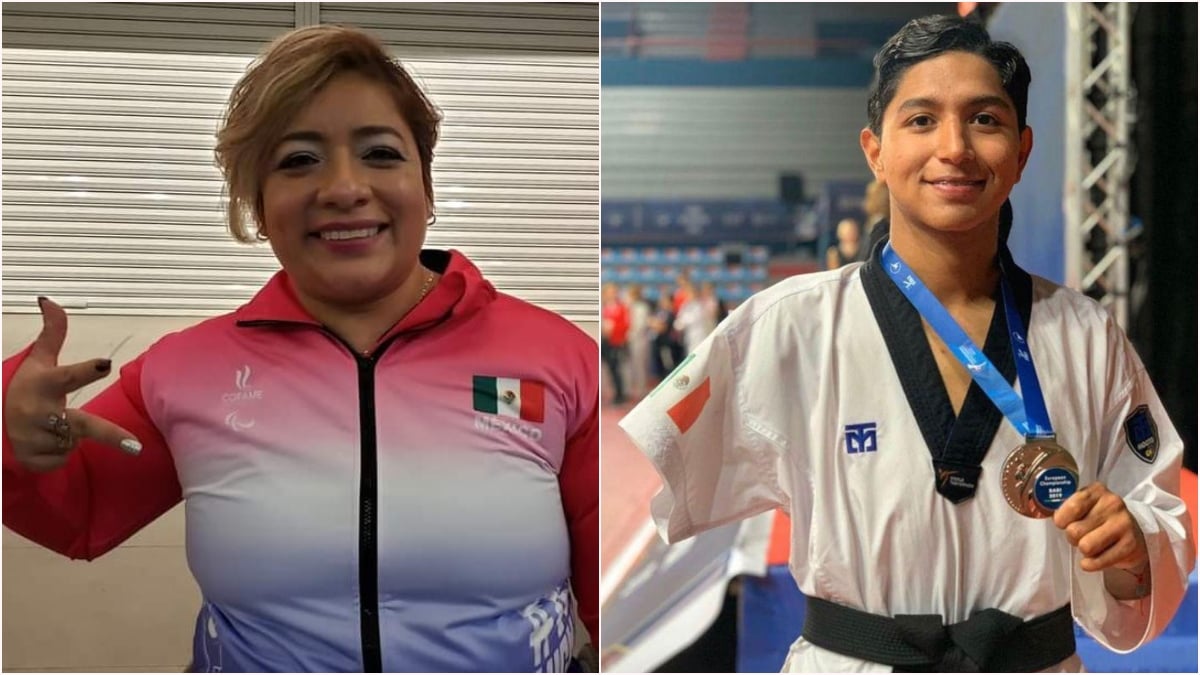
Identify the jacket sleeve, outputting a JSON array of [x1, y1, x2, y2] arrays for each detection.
[[1071, 324, 1196, 652], [3, 345, 182, 560], [560, 398, 598, 644]]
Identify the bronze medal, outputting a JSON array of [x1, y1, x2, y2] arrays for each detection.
[[1000, 438, 1079, 518]]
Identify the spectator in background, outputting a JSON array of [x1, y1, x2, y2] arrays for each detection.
[[672, 273, 695, 314], [674, 286, 711, 355], [859, 178, 891, 262], [601, 282, 630, 405], [698, 281, 722, 333], [649, 292, 682, 381], [657, 283, 674, 308], [825, 217, 863, 269], [625, 284, 652, 400]]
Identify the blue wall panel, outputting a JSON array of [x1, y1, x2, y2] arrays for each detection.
[[600, 57, 875, 88]]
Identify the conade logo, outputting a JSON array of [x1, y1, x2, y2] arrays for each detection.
[[223, 365, 264, 403]]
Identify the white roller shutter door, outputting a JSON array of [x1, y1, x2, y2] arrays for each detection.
[[2, 2, 599, 323]]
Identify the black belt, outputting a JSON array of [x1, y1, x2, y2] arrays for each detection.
[[801, 596, 1076, 672]]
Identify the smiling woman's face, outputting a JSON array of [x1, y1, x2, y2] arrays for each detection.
[[861, 51, 1033, 236], [260, 71, 430, 309]]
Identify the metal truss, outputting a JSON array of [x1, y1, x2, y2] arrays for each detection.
[[1064, 2, 1136, 327]]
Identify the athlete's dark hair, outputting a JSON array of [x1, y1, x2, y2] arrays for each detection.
[[866, 15, 1032, 136]]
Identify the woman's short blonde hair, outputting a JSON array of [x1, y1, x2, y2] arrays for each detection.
[[864, 179, 890, 220], [215, 25, 442, 243]]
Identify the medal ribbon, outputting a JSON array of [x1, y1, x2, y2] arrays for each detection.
[[881, 243, 1054, 440]]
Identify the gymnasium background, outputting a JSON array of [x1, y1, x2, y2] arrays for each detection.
[[598, 2, 1197, 672], [1, 2, 598, 671]]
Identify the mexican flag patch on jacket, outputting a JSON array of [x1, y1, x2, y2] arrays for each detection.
[[473, 375, 545, 423]]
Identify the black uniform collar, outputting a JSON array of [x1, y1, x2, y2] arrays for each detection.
[[860, 210, 1035, 504]]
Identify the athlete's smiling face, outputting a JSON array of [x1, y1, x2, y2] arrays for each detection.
[[860, 51, 1033, 235], [260, 71, 430, 308]]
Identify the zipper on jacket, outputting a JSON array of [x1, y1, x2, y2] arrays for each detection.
[[238, 319, 407, 671], [356, 352, 383, 673]]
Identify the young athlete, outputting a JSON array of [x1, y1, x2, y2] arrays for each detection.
[[620, 15, 1193, 672]]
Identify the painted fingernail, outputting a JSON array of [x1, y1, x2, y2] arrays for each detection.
[[96, 360, 112, 373], [37, 296, 47, 310], [120, 439, 142, 455]]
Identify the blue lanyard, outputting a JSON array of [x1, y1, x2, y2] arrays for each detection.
[[880, 243, 1054, 440]]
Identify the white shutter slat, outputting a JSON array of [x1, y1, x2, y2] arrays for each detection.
[[5, 15, 288, 41], [5, 191, 594, 219], [6, 176, 597, 205], [3, 2, 292, 24], [7, 75, 600, 102], [4, 219, 597, 239], [325, 3, 597, 23], [321, 3, 596, 54], [2, 2, 293, 52], [396, 59, 597, 83], [3, 147, 597, 174], [5, 165, 599, 191], [3, 50, 256, 75], [337, 3, 597, 21]]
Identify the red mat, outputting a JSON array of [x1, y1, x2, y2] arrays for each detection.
[[600, 403, 662, 577]]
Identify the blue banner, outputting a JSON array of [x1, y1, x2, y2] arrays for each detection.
[[602, 200, 800, 246]]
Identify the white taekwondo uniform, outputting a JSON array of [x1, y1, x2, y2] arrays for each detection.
[[619, 244, 1194, 672]]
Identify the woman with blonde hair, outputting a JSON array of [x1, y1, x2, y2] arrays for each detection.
[[860, 178, 891, 261], [3, 25, 597, 672], [825, 217, 863, 269]]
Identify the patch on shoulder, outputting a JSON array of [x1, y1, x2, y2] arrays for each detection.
[[1123, 404, 1159, 464]]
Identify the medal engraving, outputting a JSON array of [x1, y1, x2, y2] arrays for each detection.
[[1001, 439, 1079, 518]]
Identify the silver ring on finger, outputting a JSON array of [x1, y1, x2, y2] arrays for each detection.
[[47, 412, 73, 447]]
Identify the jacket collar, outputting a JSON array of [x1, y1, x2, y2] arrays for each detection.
[[234, 249, 496, 341]]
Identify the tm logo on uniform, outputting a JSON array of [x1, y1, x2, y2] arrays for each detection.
[[844, 422, 877, 454]]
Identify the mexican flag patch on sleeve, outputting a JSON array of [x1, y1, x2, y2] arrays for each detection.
[[473, 375, 545, 423]]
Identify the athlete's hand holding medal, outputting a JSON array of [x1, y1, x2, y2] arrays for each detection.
[[1054, 483, 1150, 585], [4, 297, 142, 472], [882, 244, 1149, 592]]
